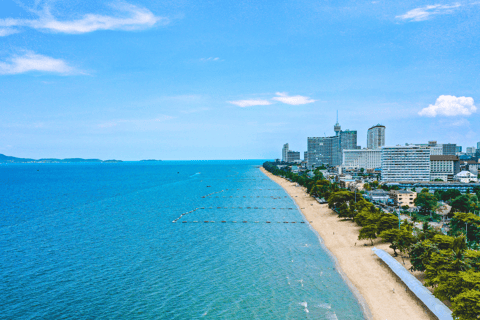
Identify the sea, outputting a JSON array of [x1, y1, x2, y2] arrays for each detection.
[[0, 161, 365, 319]]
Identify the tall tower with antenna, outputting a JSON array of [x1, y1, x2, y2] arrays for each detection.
[[334, 110, 341, 136]]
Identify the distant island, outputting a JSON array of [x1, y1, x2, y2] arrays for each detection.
[[140, 159, 162, 162], [0, 154, 123, 164]]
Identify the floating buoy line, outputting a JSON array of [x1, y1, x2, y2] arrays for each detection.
[[175, 220, 311, 224]]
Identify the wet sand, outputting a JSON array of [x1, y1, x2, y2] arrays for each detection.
[[261, 167, 435, 320]]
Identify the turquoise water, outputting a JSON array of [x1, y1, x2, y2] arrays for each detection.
[[0, 161, 365, 319]]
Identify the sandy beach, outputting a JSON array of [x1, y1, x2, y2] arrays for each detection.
[[261, 167, 436, 320]]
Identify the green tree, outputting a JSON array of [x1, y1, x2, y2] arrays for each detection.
[[449, 212, 480, 244], [337, 203, 350, 219], [414, 191, 438, 215], [379, 229, 401, 256], [443, 189, 462, 202], [452, 289, 480, 320], [328, 191, 357, 209], [465, 250, 480, 272], [354, 207, 378, 226], [377, 214, 399, 233], [410, 240, 439, 272], [425, 236, 468, 287], [451, 194, 479, 213], [358, 223, 378, 245], [397, 228, 415, 263]]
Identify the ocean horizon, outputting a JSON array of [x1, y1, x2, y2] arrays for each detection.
[[0, 161, 364, 319]]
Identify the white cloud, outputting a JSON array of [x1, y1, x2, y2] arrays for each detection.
[[0, 28, 18, 37], [271, 92, 316, 105], [0, 52, 77, 75], [228, 99, 272, 107], [0, 2, 164, 35], [418, 95, 477, 117], [200, 57, 221, 62], [396, 3, 461, 22]]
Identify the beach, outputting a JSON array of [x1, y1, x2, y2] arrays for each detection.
[[261, 167, 436, 320]]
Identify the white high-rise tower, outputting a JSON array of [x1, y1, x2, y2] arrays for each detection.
[[282, 143, 289, 162], [367, 124, 386, 149]]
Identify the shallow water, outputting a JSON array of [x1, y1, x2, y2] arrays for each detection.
[[0, 161, 364, 319]]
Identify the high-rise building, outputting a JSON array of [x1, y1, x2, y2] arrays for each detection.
[[442, 143, 457, 156], [381, 146, 431, 182], [429, 146, 443, 155], [466, 147, 476, 155], [304, 151, 308, 161], [367, 124, 386, 149], [282, 143, 289, 162], [430, 155, 460, 181], [342, 149, 382, 169], [406, 142, 442, 155], [307, 120, 357, 168], [456, 146, 463, 153], [477, 142, 480, 149], [287, 151, 301, 163]]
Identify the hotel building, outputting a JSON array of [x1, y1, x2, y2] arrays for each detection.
[[381, 146, 431, 182]]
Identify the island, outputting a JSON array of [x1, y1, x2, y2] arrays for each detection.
[[0, 154, 123, 163]]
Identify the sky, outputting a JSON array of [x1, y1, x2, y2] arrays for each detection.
[[0, 0, 479, 160]]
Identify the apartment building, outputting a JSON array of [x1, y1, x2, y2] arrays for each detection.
[[381, 146, 431, 182], [390, 190, 417, 208], [430, 155, 460, 182]]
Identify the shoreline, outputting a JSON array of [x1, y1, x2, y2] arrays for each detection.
[[260, 167, 436, 320]]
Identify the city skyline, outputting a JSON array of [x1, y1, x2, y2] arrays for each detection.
[[1, 1, 479, 160]]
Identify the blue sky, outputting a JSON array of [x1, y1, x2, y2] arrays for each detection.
[[0, 0, 479, 160]]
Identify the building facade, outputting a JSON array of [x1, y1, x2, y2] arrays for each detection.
[[390, 190, 417, 208], [307, 121, 357, 169], [442, 143, 457, 156], [342, 149, 382, 169], [454, 171, 479, 183], [286, 151, 301, 163], [282, 143, 289, 162], [429, 146, 443, 155], [430, 155, 460, 182], [367, 124, 386, 149], [465, 161, 480, 176], [466, 147, 477, 156], [381, 146, 431, 182], [385, 181, 480, 193]]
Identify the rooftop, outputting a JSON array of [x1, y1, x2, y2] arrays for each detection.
[[430, 155, 459, 161], [390, 190, 415, 194]]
